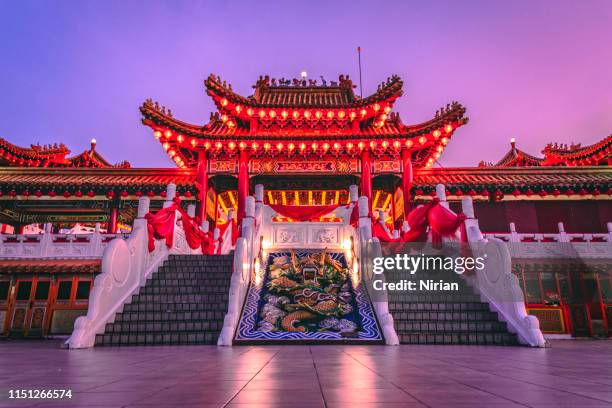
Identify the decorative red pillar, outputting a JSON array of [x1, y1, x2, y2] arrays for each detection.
[[196, 152, 208, 222], [401, 148, 413, 218], [237, 149, 249, 223], [108, 206, 118, 234], [360, 148, 373, 204]]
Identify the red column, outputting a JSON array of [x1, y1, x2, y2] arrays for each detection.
[[360, 148, 372, 203], [237, 149, 249, 222], [196, 152, 208, 223], [108, 206, 118, 234], [401, 148, 413, 218]]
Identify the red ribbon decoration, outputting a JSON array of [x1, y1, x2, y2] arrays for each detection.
[[269, 204, 339, 221], [145, 197, 217, 254], [371, 198, 467, 244]]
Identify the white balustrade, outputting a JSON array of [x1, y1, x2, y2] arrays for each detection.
[[483, 221, 612, 258], [460, 195, 546, 347], [66, 184, 207, 349], [0, 231, 130, 259]]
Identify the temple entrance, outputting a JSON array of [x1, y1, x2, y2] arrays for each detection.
[[9, 278, 51, 337]]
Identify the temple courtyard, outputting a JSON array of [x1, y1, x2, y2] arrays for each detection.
[[0, 340, 610, 407]]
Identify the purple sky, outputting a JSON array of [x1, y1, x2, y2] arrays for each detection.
[[1, 1, 611, 168]]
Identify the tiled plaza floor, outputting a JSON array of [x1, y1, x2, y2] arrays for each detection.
[[0, 340, 611, 408]]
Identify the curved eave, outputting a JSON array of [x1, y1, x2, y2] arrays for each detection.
[[542, 134, 612, 166], [205, 75, 404, 112]]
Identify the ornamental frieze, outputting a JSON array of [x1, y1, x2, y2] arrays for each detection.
[[373, 160, 401, 173], [209, 160, 238, 173], [250, 159, 359, 174]]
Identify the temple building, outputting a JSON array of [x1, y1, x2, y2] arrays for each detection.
[[0, 73, 610, 343]]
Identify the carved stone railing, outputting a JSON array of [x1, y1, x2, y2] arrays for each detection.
[[65, 184, 202, 349], [484, 222, 612, 259], [357, 194, 400, 346], [218, 193, 263, 346], [459, 194, 546, 347], [0, 228, 129, 259]]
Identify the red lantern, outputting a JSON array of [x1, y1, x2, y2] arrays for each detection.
[[415, 188, 424, 196], [538, 190, 547, 197], [160, 191, 167, 198], [184, 191, 192, 198], [120, 190, 129, 198], [147, 191, 155, 197], [565, 188, 575, 195], [87, 190, 95, 197], [63, 191, 71, 198], [75, 190, 83, 197], [468, 189, 477, 196], [592, 188, 600, 196], [454, 188, 463, 196], [48, 191, 57, 197], [512, 189, 521, 197], [482, 190, 490, 197], [9, 190, 16, 197], [578, 188, 588, 196], [552, 189, 560, 196], [135, 191, 143, 197], [525, 188, 534, 196], [34, 190, 42, 197], [106, 191, 115, 199], [22, 190, 30, 197]]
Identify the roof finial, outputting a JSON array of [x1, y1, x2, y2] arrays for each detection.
[[510, 138, 516, 149]]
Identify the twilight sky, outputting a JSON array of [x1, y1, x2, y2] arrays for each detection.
[[0, 0, 611, 168]]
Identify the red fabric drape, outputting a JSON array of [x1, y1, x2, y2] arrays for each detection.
[[428, 203, 467, 245], [370, 198, 467, 244], [145, 199, 180, 252], [270, 204, 339, 221], [145, 197, 217, 254], [349, 203, 359, 227]]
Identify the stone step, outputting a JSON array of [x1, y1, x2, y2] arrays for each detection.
[[395, 320, 509, 333], [96, 254, 233, 346], [391, 310, 501, 322], [128, 293, 229, 304], [104, 320, 223, 333], [137, 286, 230, 295], [388, 302, 490, 312], [122, 302, 229, 313], [398, 332, 519, 345], [113, 310, 227, 323], [96, 331, 220, 346]]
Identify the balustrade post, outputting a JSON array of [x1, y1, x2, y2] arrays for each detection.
[[201, 221, 210, 233], [358, 196, 372, 240], [436, 184, 449, 209], [163, 183, 176, 208], [557, 222, 570, 243], [133, 197, 150, 233], [187, 204, 196, 218], [349, 185, 358, 203], [509, 222, 520, 242]]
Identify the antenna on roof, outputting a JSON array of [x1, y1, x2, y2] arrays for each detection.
[[357, 46, 363, 98]]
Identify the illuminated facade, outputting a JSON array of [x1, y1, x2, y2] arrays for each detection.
[[0, 74, 610, 342]]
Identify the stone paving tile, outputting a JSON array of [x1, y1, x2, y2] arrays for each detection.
[[0, 340, 611, 407]]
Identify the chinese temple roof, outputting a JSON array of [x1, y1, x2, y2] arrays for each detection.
[[141, 74, 468, 168], [0, 137, 130, 169], [0, 166, 608, 199], [541, 134, 612, 166], [0, 258, 101, 274], [482, 135, 612, 167]]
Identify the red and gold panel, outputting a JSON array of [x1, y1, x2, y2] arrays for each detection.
[[210, 160, 238, 173], [527, 307, 566, 334], [373, 160, 400, 173], [250, 159, 358, 174]]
